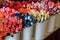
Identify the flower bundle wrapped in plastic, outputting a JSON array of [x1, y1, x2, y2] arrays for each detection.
[[9, 1, 30, 10], [56, 2, 60, 13], [23, 13, 33, 28], [0, 7, 23, 40], [31, 1, 60, 14], [48, 1, 57, 15], [28, 9, 49, 22]]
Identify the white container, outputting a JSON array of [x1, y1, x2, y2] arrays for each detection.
[[35, 21, 47, 40], [48, 15, 56, 33], [23, 26, 33, 40], [55, 13, 60, 27], [4, 32, 20, 40]]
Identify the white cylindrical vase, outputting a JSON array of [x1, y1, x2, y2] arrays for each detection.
[[4, 32, 20, 40], [23, 26, 33, 40], [55, 13, 60, 27], [35, 21, 47, 40], [48, 15, 56, 33]]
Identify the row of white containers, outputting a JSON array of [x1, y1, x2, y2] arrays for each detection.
[[4, 13, 60, 40]]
